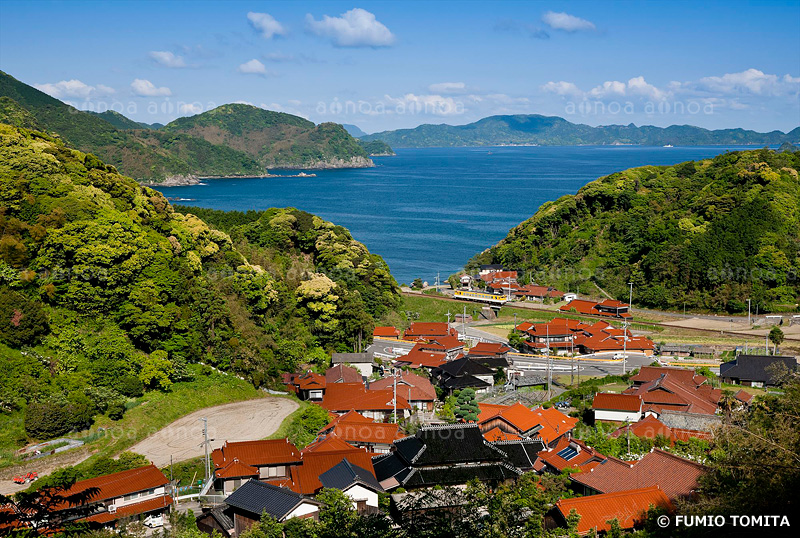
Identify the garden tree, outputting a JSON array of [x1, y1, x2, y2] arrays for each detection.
[[507, 330, 525, 351], [316, 488, 360, 538], [0, 287, 48, 347], [24, 399, 74, 439], [82, 452, 149, 480], [412, 278, 424, 289], [296, 273, 341, 336], [282, 516, 320, 538], [688, 373, 800, 519], [455, 388, 479, 422], [769, 326, 785, 354], [239, 512, 284, 538], [287, 404, 331, 448], [0, 468, 98, 535], [438, 394, 457, 422]]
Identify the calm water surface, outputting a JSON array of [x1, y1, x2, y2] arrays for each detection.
[[154, 145, 766, 285]]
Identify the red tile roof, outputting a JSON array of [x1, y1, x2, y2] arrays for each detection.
[[211, 439, 301, 469], [325, 364, 363, 384], [624, 369, 720, 415], [469, 342, 512, 356], [303, 435, 358, 454], [482, 427, 522, 442], [734, 389, 754, 404], [325, 422, 404, 446], [373, 326, 400, 338], [418, 335, 464, 352], [593, 393, 642, 413], [478, 403, 577, 443], [403, 322, 455, 340], [368, 371, 436, 402], [320, 410, 373, 432], [555, 486, 672, 535], [394, 344, 447, 369], [610, 415, 713, 444], [215, 459, 259, 479], [278, 447, 377, 495], [570, 448, 707, 500], [83, 495, 173, 524], [61, 465, 168, 505], [537, 437, 606, 473], [321, 383, 410, 413], [296, 372, 326, 390]]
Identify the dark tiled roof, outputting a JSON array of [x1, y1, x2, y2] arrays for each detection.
[[492, 439, 545, 470], [225, 480, 319, 520], [469, 356, 510, 369], [402, 463, 520, 488], [204, 507, 234, 531], [319, 458, 384, 492], [435, 357, 494, 377], [439, 374, 492, 390], [402, 424, 508, 466], [719, 355, 797, 384]]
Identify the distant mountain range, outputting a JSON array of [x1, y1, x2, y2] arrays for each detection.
[[0, 71, 376, 182], [361, 114, 800, 148], [342, 123, 368, 137]]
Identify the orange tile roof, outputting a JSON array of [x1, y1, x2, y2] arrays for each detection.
[[555, 486, 672, 535], [395, 345, 447, 369], [61, 465, 168, 505], [419, 335, 464, 351], [280, 448, 376, 495], [593, 393, 642, 413], [611, 415, 673, 441], [368, 371, 436, 402], [321, 410, 373, 431], [570, 449, 707, 500], [325, 422, 405, 446], [215, 459, 259, 479], [403, 322, 455, 339], [83, 495, 173, 524], [537, 437, 606, 472], [477, 403, 577, 443], [373, 326, 400, 338], [483, 426, 522, 442], [321, 383, 410, 413], [211, 439, 301, 469], [624, 370, 720, 415], [468, 342, 512, 356], [303, 435, 358, 454], [530, 406, 579, 444], [296, 372, 326, 390], [734, 389, 754, 404]]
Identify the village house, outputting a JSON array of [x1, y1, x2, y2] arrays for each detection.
[[432, 356, 495, 394], [624, 366, 721, 416], [284, 371, 326, 401], [416, 335, 465, 360], [477, 403, 578, 445], [318, 410, 405, 454], [569, 448, 707, 501], [368, 371, 437, 412], [321, 383, 411, 421], [373, 424, 522, 490], [373, 326, 401, 340], [403, 322, 457, 341], [534, 437, 607, 474], [393, 344, 448, 370], [331, 352, 376, 378], [467, 341, 512, 370], [319, 458, 384, 513], [490, 438, 546, 471], [515, 317, 655, 356], [548, 486, 673, 536], [60, 464, 171, 529], [196, 507, 235, 538], [559, 298, 633, 319], [513, 284, 564, 302], [224, 480, 321, 534], [211, 439, 302, 495], [592, 393, 643, 423], [325, 364, 362, 384], [719, 354, 797, 387]]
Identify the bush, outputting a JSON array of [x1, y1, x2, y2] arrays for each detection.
[[0, 287, 49, 347], [24, 401, 73, 439]]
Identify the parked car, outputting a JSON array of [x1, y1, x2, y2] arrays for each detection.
[[143, 514, 164, 528]]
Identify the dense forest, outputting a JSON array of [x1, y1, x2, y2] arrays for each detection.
[[362, 113, 800, 148], [0, 71, 374, 181], [0, 123, 399, 444], [469, 148, 800, 313]]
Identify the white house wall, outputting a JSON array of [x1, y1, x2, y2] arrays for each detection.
[[595, 409, 641, 422]]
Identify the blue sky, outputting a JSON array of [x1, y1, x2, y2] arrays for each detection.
[[1, 0, 798, 133]]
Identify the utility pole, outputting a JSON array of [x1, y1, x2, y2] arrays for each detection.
[[628, 282, 634, 313], [546, 324, 551, 399], [462, 305, 467, 340], [393, 368, 397, 423], [622, 321, 628, 375], [446, 311, 452, 325], [200, 418, 210, 487]]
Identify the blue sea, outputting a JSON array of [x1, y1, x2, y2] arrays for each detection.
[[154, 145, 768, 285]]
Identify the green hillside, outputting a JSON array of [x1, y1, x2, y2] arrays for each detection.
[[88, 110, 151, 130], [358, 138, 395, 156], [163, 103, 373, 169], [0, 123, 399, 447], [470, 148, 800, 313], [363, 114, 800, 147]]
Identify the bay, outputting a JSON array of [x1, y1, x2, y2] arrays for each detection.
[[153, 145, 769, 285]]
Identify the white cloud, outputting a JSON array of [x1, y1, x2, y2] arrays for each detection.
[[149, 51, 186, 68], [428, 82, 466, 94], [541, 81, 583, 97], [383, 93, 463, 116], [179, 103, 203, 114], [542, 11, 596, 32], [695, 68, 800, 96], [247, 12, 287, 39], [588, 80, 628, 98], [306, 8, 395, 47], [34, 79, 115, 99], [130, 79, 172, 97], [237, 59, 268, 75]]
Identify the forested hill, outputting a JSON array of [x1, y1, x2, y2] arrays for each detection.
[[0, 123, 399, 443], [470, 148, 800, 313], [362, 114, 800, 147], [162, 103, 373, 169]]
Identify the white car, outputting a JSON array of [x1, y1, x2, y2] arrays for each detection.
[[143, 514, 164, 528]]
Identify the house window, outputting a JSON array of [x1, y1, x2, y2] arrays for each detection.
[[267, 466, 286, 478]]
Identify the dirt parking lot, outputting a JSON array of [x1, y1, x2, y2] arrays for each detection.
[[128, 397, 299, 468]]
